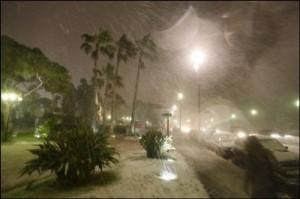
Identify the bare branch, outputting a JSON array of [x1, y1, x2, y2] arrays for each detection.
[[23, 74, 43, 97]]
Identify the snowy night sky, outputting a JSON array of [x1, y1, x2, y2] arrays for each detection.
[[1, 1, 299, 129]]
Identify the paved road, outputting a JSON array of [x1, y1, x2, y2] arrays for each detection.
[[173, 132, 249, 198]]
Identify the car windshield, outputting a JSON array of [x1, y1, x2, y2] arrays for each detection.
[[260, 139, 286, 151]]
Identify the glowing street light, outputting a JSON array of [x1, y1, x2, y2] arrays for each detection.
[[250, 109, 258, 116], [190, 49, 205, 132], [1, 92, 23, 141], [231, 114, 237, 119], [295, 99, 299, 108], [190, 49, 205, 71], [1, 92, 23, 102], [177, 93, 183, 100], [237, 131, 247, 139]]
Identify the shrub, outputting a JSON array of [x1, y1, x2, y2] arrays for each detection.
[[35, 113, 62, 139], [140, 130, 167, 158], [20, 116, 118, 186]]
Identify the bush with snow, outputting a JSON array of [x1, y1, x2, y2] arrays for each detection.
[[140, 130, 167, 158]]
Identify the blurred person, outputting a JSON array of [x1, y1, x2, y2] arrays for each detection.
[[244, 136, 278, 198]]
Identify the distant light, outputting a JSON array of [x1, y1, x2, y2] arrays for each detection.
[[146, 120, 152, 126], [270, 133, 281, 139], [237, 131, 247, 139], [159, 170, 177, 181], [284, 134, 293, 139], [210, 118, 214, 122], [249, 133, 257, 136], [201, 127, 207, 132], [111, 134, 116, 138], [177, 92, 183, 100], [250, 109, 258, 116], [231, 114, 236, 119], [215, 128, 220, 134], [181, 126, 191, 134], [186, 119, 191, 123], [172, 105, 177, 111], [1, 92, 22, 102], [295, 99, 299, 108], [34, 134, 41, 138], [126, 116, 131, 121], [107, 115, 111, 120]]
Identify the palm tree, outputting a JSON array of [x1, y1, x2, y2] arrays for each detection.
[[130, 34, 158, 134], [110, 34, 136, 132], [80, 29, 115, 126]]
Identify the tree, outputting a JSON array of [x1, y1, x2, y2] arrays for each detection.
[[80, 29, 115, 126], [110, 34, 136, 132], [1, 36, 71, 96], [1, 35, 72, 141], [130, 34, 158, 134], [76, 78, 95, 125]]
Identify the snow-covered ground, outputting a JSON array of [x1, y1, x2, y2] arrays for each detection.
[[2, 137, 209, 198], [172, 132, 249, 198], [78, 137, 209, 198]]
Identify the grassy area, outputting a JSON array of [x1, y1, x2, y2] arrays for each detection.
[[13, 131, 41, 143], [1, 136, 120, 198], [1, 142, 49, 192], [2, 170, 119, 198]]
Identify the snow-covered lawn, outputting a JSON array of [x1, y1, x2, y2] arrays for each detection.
[[1, 141, 50, 192], [2, 137, 208, 198]]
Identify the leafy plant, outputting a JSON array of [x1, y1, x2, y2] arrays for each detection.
[[140, 130, 167, 158], [20, 116, 118, 186]]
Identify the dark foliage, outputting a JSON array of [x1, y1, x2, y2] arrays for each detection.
[[20, 115, 118, 186], [140, 130, 166, 158]]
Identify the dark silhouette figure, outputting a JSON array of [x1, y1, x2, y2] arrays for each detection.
[[244, 136, 278, 198]]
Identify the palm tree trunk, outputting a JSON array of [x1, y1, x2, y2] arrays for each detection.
[[110, 58, 120, 134], [93, 59, 99, 129], [102, 79, 108, 127], [130, 54, 142, 134]]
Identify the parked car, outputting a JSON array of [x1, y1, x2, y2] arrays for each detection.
[[229, 136, 299, 198], [204, 131, 236, 158]]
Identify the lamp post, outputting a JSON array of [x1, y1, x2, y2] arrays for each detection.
[[177, 92, 183, 132], [190, 49, 205, 131], [1, 92, 23, 141], [162, 112, 172, 136], [230, 113, 236, 132]]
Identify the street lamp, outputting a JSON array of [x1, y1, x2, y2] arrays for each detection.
[[177, 92, 183, 131], [294, 99, 299, 108], [250, 109, 258, 116], [190, 48, 205, 131], [1, 92, 23, 141], [231, 114, 237, 119], [190, 49, 205, 71], [1, 92, 23, 102]]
